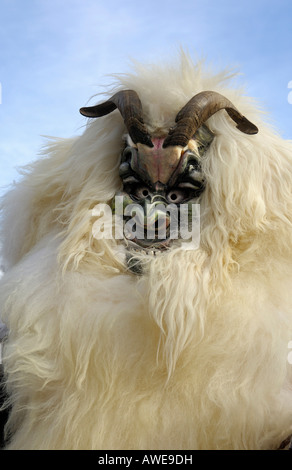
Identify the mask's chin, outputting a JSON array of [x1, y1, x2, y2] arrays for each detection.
[[124, 237, 171, 275]]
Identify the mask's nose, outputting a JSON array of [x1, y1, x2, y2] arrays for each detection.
[[149, 194, 167, 204], [143, 197, 170, 239]]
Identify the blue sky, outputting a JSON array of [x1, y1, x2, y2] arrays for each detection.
[[0, 0, 292, 197]]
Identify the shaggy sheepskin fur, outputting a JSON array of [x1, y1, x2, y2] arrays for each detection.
[[1, 51, 292, 450]]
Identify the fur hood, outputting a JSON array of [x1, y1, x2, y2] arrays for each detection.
[[1, 50, 292, 449]]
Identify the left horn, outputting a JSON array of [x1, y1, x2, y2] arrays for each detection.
[[80, 90, 153, 147], [163, 91, 258, 148]]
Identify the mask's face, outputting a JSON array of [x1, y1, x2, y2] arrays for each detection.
[[80, 88, 258, 257], [112, 125, 214, 251]]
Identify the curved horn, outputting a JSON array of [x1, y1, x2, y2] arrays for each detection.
[[163, 91, 258, 148], [80, 90, 153, 147]]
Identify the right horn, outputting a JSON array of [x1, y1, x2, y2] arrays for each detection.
[[163, 91, 258, 148]]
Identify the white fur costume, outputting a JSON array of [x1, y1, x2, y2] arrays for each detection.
[[1, 51, 292, 450]]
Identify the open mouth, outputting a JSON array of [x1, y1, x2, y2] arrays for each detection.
[[123, 216, 172, 250]]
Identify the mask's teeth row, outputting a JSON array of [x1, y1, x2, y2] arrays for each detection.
[[129, 247, 157, 256]]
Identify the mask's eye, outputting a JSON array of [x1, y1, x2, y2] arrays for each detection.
[[136, 186, 151, 199], [126, 184, 152, 200], [166, 189, 187, 204]]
